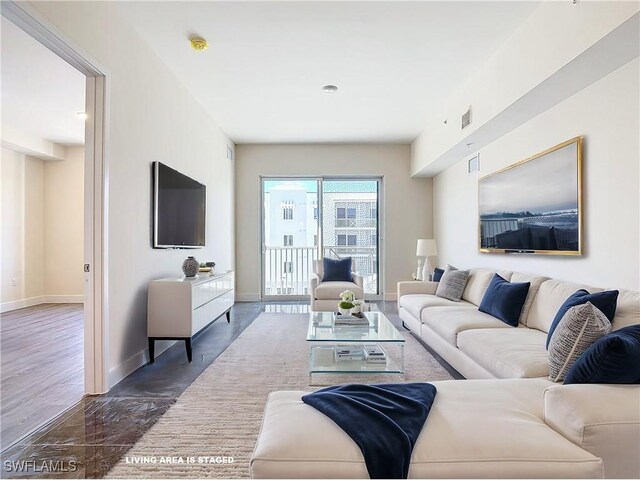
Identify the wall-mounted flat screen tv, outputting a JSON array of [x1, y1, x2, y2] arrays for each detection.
[[479, 137, 582, 255], [153, 162, 206, 249]]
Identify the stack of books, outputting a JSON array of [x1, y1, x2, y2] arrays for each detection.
[[334, 344, 364, 362], [334, 313, 369, 326], [364, 344, 387, 364]]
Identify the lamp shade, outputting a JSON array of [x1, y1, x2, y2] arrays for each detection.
[[416, 239, 437, 257]]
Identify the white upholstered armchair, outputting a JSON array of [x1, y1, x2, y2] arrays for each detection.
[[309, 259, 364, 311]]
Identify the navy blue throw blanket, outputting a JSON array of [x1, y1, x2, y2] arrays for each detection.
[[301, 383, 437, 479]]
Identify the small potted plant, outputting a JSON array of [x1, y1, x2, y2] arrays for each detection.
[[338, 290, 355, 316], [351, 299, 364, 314]]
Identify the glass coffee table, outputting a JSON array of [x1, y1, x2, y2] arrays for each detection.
[[306, 311, 405, 385]]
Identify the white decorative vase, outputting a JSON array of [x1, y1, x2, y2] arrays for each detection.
[[351, 305, 362, 314], [338, 308, 351, 316]]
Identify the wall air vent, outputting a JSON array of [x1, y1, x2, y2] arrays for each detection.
[[462, 107, 472, 129]]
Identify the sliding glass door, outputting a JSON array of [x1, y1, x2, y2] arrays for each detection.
[[262, 179, 320, 298], [261, 177, 381, 300], [321, 179, 380, 296]]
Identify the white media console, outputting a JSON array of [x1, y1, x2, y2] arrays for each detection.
[[147, 271, 235, 362]]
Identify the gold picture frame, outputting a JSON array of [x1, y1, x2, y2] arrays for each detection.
[[478, 136, 583, 255]]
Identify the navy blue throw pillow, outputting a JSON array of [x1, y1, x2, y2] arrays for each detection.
[[564, 325, 640, 384], [432, 268, 445, 282], [478, 274, 531, 327], [322, 257, 353, 282], [546, 289, 619, 349]]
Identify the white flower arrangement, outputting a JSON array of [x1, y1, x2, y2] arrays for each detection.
[[339, 290, 355, 303]]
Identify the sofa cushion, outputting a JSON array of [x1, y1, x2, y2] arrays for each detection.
[[400, 295, 474, 321], [314, 281, 363, 300], [608, 288, 640, 330], [435, 265, 469, 302], [322, 257, 353, 282], [251, 380, 603, 479], [432, 267, 445, 282], [527, 279, 603, 333], [457, 328, 550, 378], [548, 303, 612, 382], [546, 290, 619, 349], [422, 306, 512, 346], [510, 272, 549, 325], [461, 269, 513, 306], [478, 274, 531, 327], [564, 324, 640, 384], [543, 383, 640, 479]]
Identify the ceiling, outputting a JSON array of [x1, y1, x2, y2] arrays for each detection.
[[116, 1, 539, 144], [1, 16, 86, 146]]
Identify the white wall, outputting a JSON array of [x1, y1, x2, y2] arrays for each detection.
[[27, 1, 235, 387], [1, 146, 85, 311], [433, 58, 639, 291], [412, 2, 639, 176], [235, 144, 432, 300], [43, 146, 84, 299]]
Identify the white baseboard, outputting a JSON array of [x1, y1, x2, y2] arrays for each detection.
[[383, 293, 398, 302], [1, 296, 45, 313], [236, 293, 260, 302], [44, 295, 84, 304], [1, 295, 84, 313], [108, 340, 174, 388]]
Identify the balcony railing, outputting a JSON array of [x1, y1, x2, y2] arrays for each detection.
[[335, 218, 377, 228], [264, 246, 378, 296]]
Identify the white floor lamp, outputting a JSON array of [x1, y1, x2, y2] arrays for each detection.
[[416, 239, 437, 281]]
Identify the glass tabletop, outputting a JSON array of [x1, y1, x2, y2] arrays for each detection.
[[307, 311, 405, 343]]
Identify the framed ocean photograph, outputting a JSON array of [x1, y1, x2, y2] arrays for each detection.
[[479, 137, 583, 255]]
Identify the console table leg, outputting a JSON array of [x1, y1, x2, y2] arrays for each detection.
[[148, 338, 155, 363], [185, 338, 192, 363], [226, 310, 231, 323]]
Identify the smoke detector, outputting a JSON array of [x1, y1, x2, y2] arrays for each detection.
[[190, 37, 209, 51]]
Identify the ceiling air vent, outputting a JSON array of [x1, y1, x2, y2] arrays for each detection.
[[461, 107, 472, 129]]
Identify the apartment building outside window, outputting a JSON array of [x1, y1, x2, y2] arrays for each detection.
[[282, 201, 294, 220], [283, 234, 293, 246]]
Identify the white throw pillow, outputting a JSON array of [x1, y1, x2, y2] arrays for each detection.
[[548, 302, 612, 382]]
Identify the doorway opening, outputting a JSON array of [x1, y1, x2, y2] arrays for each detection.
[[0, 1, 108, 451]]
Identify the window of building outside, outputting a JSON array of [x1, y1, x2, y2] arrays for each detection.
[[313, 207, 318, 220], [337, 234, 357, 246], [336, 207, 357, 219], [313, 234, 318, 247], [283, 235, 293, 246], [282, 201, 294, 220], [283, 261, 293, 273]]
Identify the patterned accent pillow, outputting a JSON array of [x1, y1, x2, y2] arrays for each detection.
[[548, 302, 612, 382], [435, 265, 470, 302]]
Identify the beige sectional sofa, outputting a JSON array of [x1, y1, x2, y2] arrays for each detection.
[[250, 268, 640, 479], [397, 268, 639, 380]]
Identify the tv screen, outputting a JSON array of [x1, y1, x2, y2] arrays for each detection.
[[478, 137, 582, 255], [153, 162, 206, 248]]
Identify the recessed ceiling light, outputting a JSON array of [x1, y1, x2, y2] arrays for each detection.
[[76, 112, 88, 120], [322, 85, 338, 93]]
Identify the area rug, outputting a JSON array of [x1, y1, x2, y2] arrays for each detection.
[[107, 312, 453, 479]]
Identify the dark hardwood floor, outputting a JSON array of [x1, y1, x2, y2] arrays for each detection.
[[1, 304, 84, 451]]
